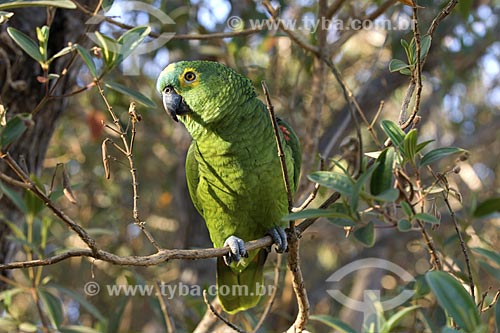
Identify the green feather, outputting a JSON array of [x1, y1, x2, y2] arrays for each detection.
[[157, 61, 301, 313]]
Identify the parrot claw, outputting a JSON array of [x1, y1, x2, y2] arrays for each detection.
[[223, 236, 247, 265], [267, 227, 288, 253]]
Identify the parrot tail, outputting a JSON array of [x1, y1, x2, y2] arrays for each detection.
[[216, 249, 268, 314]]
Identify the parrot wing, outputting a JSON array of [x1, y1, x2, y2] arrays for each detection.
[[185, 141, 203, 216], [277, 117, 302, 192]]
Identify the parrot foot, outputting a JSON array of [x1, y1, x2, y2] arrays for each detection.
[[223, 236, 248, 265], [267, 227, 288, 253]]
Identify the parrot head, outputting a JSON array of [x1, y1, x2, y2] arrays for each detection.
[[156, 60, 256, 126]]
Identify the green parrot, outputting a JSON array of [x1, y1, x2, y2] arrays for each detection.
[[156, 60, 301, 313]]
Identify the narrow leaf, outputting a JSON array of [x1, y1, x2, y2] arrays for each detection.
[[473, 197, 500, 217], [471, 247, 500, 266], [115, 26, 151, 66], [370, 147, 395, 196], [7, 27, 44, 63], [0, 114, 30, 147], [381, 120, 405, 148], [371, 189, 399, 202], [419, 147, 465, 168], [389, 59, 410, 72], [104, 81, 156, 108], [310, 315, 356, 333], [76, 45, 98, 78], [49, 44, 75, 62], [403, 129, 418, 164], [382, 305, 420, 332], [0, 180, 28, 213], [282, 208, 351, 221], [401, 201, 413, 218], [39, 289, 64, 329], [308, 171, 353, 196], [426, 271, 480, 333], [414, 213, 440, 225], [419, 35, 432, 61], [416, 139, 434, 154], [0, 11, 14, 24], [0, 0, 76, 10], [353, 221, 375, 247]]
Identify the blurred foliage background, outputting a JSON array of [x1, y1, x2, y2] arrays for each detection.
[[0, 0, 499, 332]]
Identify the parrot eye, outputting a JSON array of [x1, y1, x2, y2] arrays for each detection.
[[184, 71, 197, 83]]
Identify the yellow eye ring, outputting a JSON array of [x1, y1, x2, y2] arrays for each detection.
[[184, 71, 196, 83]]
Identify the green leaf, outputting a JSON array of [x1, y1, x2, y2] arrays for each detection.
[[419, 35, 432, 61], [39, 289, 64, 329], [416, 139, 434, 154], [426, 271, 480, 333], [381, 120, 405, 148], [310, 315, 356, 333], [371, 189, 399, 202], [473, 197, 500, 217], [308, 171, 353, 196], [0, 180, 28, 213], [3, 220, 26, 240], [7, 27, 44, 63], [49, 44, 75, 62], [76, 45, 98, 78], [397, 219, 412, 232], [381, 305, 420, 332], [472, 247, 500, 266], [414, 213, 440, 225], [282, 208, 351, 221], [0, 11, 14, 24], [478, 260, 500, 280], [401, 201, 413, 218], [351, 162, 377, 210], [403, 129, 418, 164], [104, 81, 156, 108], [389, 59, 410, 73], [0, 113, 31, 147], [115, 26, 151, 66], [0, 0, 76, 10], [55, 286, 106, 322], [94, 31, 117, 68], [419, 147, 465, 168], [107, 296, 128, 333], [370, 147, 395, 196], [353, 221, 374, 247]]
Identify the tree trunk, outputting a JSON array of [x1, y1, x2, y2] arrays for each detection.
[[0, 2, 97, 288]]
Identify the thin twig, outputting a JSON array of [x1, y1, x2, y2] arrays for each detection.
[[261, 81, 293, 215], [252, 255, 282, 333], [442, 191, 475, 300], [202, 290, 246, 333], [155, 281, 175, 333], [95, 81, 161, 251], [0, 153, 98, 254], [480, 289, 500, 312], [286, 232, 309, 333]]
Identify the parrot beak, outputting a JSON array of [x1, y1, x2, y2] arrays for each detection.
[[162, 86, 190, 122]]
